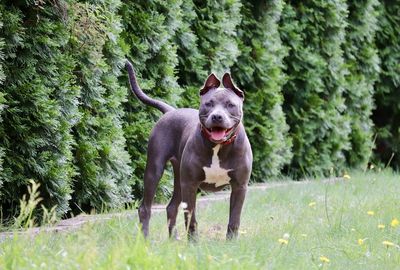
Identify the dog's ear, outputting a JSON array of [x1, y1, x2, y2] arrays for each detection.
[[222, 73, 244, 99], [200, 73, 220, 95]]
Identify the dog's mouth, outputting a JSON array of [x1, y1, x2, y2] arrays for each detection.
[[205, 127, 234, 142]]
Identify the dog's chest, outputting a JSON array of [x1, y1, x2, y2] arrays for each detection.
[[202, 144, 232, 187]]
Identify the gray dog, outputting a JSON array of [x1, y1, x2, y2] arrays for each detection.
[[126, 61, 252, 240]]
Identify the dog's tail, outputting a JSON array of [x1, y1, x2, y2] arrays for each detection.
[[126, 60, 175, 114]]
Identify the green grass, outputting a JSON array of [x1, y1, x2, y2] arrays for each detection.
[[1, 171, 399, 269]]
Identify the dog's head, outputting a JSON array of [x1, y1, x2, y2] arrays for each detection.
[[199, 73, 244, 143]]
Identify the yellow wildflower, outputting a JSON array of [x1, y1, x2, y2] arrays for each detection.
[[367, 211, 375, 216], [308, 201, 316, 207], [239, 230, 247, 234], [319, 256, 330, 263], [278, 238, 288, 245], [343, 174, 351, 180], [378, 224, 385, 229], [390, 218, 399, 228], [382, 240, 395, 247], [358, 238, 364, 245]]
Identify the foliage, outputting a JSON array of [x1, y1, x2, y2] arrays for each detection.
[[232, 0, 292, 181], [343, 0, 380, 169], [192, 0, 242, 76], [177, 0, 243, 109], [12, 180, 57, 229], [69, 0, 132, 212], [0, 1, 78, 217], [0, 11, 4, 85], [13, 180, 43, 229], [119, 0, 182, 201], [0, 8, 5, 201], [174, 0, 205, 109], [0, 0, 399, 221], [372, 1, 400, 169], [280, 1, 351, 178]]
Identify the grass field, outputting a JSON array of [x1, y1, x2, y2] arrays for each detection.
[[1, 170, 399, 269]]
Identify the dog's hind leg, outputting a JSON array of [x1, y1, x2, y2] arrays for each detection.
[[166, 158, 181, 239], [138, 140, 170, 238], [181, 180, 200, 241]]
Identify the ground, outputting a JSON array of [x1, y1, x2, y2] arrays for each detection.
[[0, 170, 399, 269]]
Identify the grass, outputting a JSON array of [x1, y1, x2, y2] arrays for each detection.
[[1, 170, 399, 269]]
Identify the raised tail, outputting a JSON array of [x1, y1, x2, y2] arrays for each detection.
[[126, 60, 175, 114]]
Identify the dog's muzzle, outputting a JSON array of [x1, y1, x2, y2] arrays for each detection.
[[200, 124, 239, 145]]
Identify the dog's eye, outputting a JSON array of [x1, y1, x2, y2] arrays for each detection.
[[205, 102, 213, 107], [227, 103, 235, 109]]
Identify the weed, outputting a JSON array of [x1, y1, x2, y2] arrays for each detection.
[[13, 180, 58, 229]]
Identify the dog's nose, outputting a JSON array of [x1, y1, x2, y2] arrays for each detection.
[[211, 114, 223, 123]]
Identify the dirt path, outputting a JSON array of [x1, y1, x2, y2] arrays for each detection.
[[0, 178, 339, 241]]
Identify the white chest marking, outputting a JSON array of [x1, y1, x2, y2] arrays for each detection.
[[203, 144, 233, 187]]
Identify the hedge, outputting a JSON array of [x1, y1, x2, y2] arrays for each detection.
[[0, 7, 5, 202], [120, 0, 182, 201], [343, 0, 380, 169], [0, 1, 77, 216], [69, 0, 132, 212], [232, 0, 292, 181], [373, 1, 400, 169], [175, 0, 206, 109], [177, 0, 242, 109], [0, 0, 399, 221], [280, 1, 350, 178]]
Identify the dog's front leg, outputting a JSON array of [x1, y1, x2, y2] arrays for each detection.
[[226, 182, 247, 240]]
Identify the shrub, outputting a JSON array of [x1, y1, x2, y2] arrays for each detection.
[[0, 9, 5, 200], [0, 8, 5, 201], [69, 0, 132, 212], [177, 0, 242, 109], [174, 0, 205, 109], [343, 0, 380, 169], [192, 0, 242, 75], [280, 1, 350, 178], [232, 0, 292, 181], [0, 10, 4, 84], [372, 1, 400, 169], [120, 0, 182, 201], [0, 1, 78, 217]]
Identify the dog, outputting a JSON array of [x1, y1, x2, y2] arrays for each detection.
[[126, 61, 252, 240]]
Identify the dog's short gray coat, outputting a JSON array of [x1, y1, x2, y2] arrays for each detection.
[[126, 61, 252, 240]]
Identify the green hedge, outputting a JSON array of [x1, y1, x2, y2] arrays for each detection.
[[69, 0, 132, 212], [0, 2, 77, 216], [373, 1, 400, 169], [232, 0, 292, 181], [177, 0, 242, 109], [0, 8, 4, 202], [120, 0, 182, 201], [175, 0, 206, 109], [280, 1, 350, 178], [191, 0, 242, 76], [343, 0, 380, 169], [0, 0, 399, 221]]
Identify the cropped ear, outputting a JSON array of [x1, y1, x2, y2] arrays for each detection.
[[222, 73, 244, 99], [200, 73, 220, 95]]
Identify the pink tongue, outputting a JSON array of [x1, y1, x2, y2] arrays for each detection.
[[211, 130, 226, 141]]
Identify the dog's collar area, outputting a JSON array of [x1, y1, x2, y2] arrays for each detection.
[[200, 124, 239, 145]]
